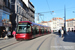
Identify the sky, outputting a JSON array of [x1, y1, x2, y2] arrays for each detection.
[[30, 0, 75, 23]]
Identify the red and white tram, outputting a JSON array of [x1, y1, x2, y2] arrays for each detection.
[[15, 21, 51, 40]]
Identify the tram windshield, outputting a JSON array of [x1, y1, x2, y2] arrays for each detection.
[[16, 23, 31, 33]]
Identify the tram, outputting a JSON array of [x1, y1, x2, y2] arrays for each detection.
[[15, 21, 51, 40]]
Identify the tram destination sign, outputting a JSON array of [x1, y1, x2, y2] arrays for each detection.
[[18, 23, 28, 25]]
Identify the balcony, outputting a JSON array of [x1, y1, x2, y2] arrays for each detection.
[[0, 0, 4, 6], [28, 9, 34, 17], [29, 2, 35, 12]]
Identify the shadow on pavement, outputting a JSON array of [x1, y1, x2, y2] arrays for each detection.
[[53, 32, 59, 35], [63, 32, 75, 42], [0, 38, 4, 40]]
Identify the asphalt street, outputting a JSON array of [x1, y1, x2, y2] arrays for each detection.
[[0, 32, 75, 50]]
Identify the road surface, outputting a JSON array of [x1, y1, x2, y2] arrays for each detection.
[[0, 33, 75, 50]]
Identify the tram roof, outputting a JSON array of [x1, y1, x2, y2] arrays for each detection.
[[19, 21, 32, 24], [31, 22, 49, 27], [19, 21, 49, 27]]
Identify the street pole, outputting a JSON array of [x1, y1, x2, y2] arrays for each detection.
[[37, 13, 39, 23], [64, 5, 66, 34]]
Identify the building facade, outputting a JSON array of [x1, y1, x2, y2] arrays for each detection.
[[15, 0, 35, 23], [0, 0, 12, 37], [10, 0, 35, 33], [50, 17, 64, 32], [11, 0, 35, 33], [66, 18, 75, 32], [39, 17, 64, 32], [0, 0, 35, 37]]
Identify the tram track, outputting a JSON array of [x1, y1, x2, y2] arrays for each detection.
[[0, 41, 20, 49], [1, 34, 51, 50], [49, 35, 56, 50], [0, 39, 29, 50], [25, 34, 55, 50], [37, 34, 56, 50], [1, 34, 56, 50], [37, 35, 53, 50], [56, 36, 65, 50], [25, 34, 51, 50]]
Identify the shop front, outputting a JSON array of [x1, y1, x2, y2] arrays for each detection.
[[0, 9, 11, 37]]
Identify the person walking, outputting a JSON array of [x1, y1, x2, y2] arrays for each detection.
[[7, 31, 11, 38], [12, 30, 16, 38], [61, 29, 64, 38], [2, 29, 7, 39], [58, 29, 61, 37]]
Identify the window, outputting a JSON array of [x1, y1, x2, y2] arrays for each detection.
[[26, 25, 31, 33], [4, 0, 8, 7], [17, 23, 31, 33], [9, 0, 11, 8], [2, 13, 10, 23], [6, 0, 8, 7], [68, 28, 70, 31], [17, 5, 18, 13], [19, 7, 21, 14]]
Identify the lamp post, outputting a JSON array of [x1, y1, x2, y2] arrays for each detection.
[[64, 5, 66, 34]]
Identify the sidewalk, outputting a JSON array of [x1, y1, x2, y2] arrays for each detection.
[[63, 32, 75, 42], [0, 37, 13, 41], [55, 32, 75, 50]]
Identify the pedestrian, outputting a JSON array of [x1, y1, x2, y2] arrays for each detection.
[[12, 30, 16, 38], [58, 29, 61, 36], [7, 31, 11, 38], [61, 29, 64, 38], [2, 29, 8, 39]]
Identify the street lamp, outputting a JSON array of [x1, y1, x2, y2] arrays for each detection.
[[64, 5, 66, 34]]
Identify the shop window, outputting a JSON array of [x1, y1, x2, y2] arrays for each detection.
[[2, 12, 10, 26]]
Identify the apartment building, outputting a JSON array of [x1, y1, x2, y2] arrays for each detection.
[[47, 17, 64, 32], [0, 0, 12, 37], [66, 18, 75, 31], [0, 0, 35, 37], [41, 21, 48, 26], [39, 17, 64, 32], [15, 0, 35, 23]]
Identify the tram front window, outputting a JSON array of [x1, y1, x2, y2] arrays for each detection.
[[17, 24, 31, 33]]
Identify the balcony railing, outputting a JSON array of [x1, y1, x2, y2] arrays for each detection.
[[28, 9, 34, 17], [29, 3, 35, 12]]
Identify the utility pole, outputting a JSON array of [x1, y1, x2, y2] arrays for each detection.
[[64, 5, 66, 34], [36, 11, 54, 23], [36, 13, 44, 23]]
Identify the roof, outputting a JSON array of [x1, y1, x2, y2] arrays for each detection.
[[48, 20, 52, 22], [52, 17, 63, 20], [41, 21, 48, 23], [19, 21, 32, 24], [19, 21, 49, 27], [66, 19, 74, 21]]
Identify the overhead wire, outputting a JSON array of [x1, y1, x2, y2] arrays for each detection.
[[46, 0, 50, 11], [35, 7, 75, 14]]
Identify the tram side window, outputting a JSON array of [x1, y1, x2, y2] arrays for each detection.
[[50, 29, 51, 32], [47, 29, 48, 33], [44, 29, 46, 33], [32, 27, 35, 35], [42, 28, 44, 34], [46, 29, 48, 33], [26, 25, 31, 33], [34, 27, 38, 35], [42, 29, 44, 34], [37, 28, 39, 34]]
